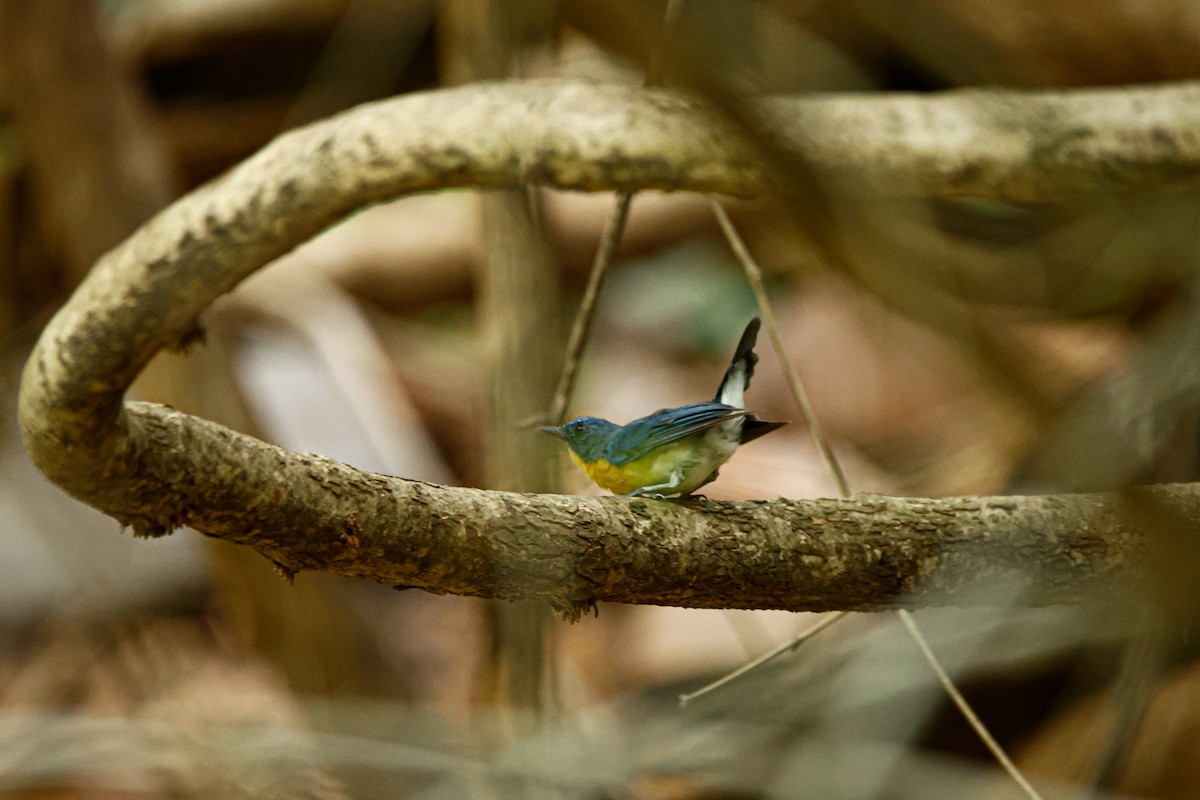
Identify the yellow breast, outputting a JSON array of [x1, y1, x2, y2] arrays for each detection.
[[569, 442, 697, 495]]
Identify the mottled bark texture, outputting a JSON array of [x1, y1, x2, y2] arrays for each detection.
[[19, 79, 1200, 613]]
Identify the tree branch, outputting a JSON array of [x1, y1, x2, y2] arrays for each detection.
[[67, 401, 1197, 613], [19, 79, 1200, 613]]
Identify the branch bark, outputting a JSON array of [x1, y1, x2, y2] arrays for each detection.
[[19, 78, 1200, 613]]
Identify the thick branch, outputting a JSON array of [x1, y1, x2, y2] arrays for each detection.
[[90, 403, 1199, 612], [19, 79, 1200, 612]]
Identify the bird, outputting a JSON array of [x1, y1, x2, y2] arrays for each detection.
[[542, 318, 787, 499]]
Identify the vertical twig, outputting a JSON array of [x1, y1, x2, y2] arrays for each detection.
[[709, 197, 1044, 800]]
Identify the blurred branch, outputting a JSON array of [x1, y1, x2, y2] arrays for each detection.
[[0, 0, 181, 281], [18, 78, 1200, 614], [778, 79, 1200, 198], [439, 0, 559, 721], [1011, 280, 1200, 491], [109, 0, 354, 64]]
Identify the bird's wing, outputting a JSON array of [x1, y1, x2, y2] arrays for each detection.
[[606, 402, 745, 465]]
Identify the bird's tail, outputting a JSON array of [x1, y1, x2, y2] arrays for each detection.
[[739, 416, 787, 444], [714, 317, 761, 408]]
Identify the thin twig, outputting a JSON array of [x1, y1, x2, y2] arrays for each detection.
[[672, 199, 855, 698], [710, 196, 1044, 800], [678, 611, 848, 706], [899, 610, 1043, 800], [708, 197, 850, 496]]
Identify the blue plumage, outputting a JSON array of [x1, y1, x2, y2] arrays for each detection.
[[543, 318, 787, 498], [605, 402, 747, 465]]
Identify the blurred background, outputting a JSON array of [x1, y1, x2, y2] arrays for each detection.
[[4, 0, 1200, 797]]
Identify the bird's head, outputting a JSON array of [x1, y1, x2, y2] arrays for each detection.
[[541, 416, 617, 462]]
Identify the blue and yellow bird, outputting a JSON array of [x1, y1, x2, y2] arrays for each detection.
[[543, 318, 787, 498]]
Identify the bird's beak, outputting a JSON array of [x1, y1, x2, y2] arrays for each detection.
[[540, 425, 563, 438]]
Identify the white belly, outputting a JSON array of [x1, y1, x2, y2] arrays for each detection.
[[672, 419, 742, 495]]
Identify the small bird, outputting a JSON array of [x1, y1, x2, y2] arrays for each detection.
[[543, 318, 787, 498]]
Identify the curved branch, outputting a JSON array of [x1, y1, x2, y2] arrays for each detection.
[[62, 400, 1200, 614], [19, 79, 1200, 613]]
